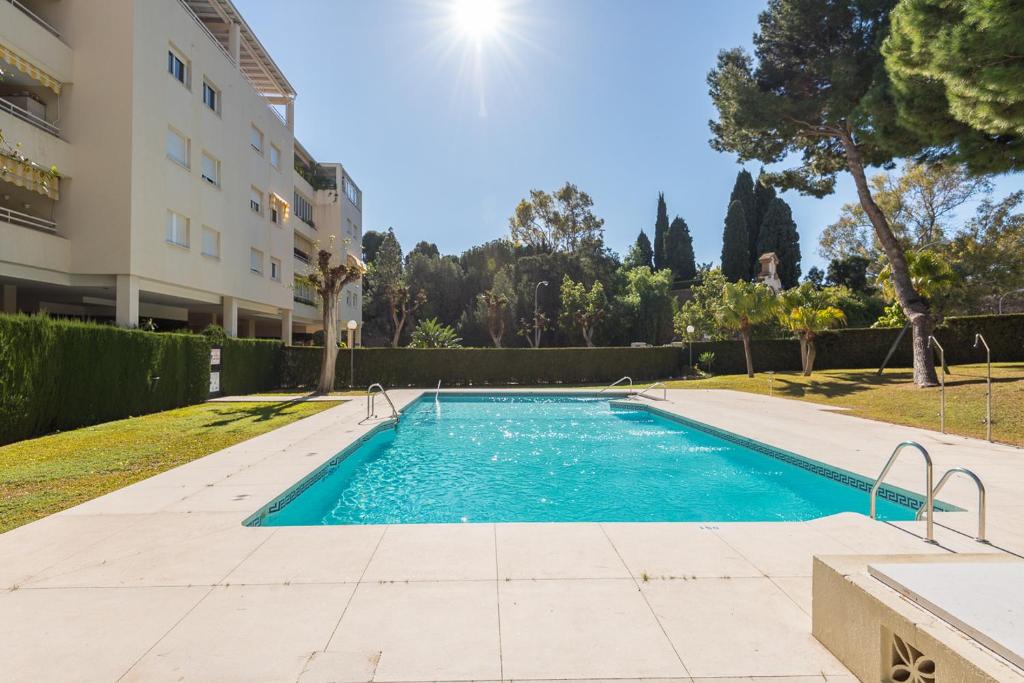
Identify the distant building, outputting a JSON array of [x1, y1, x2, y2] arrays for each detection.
[[757, 252, 783, 292]]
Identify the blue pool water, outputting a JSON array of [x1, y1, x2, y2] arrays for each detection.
[[256, 394, 925, 526]]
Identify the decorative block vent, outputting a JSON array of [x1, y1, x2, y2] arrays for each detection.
[[888, 632, 936, 683]]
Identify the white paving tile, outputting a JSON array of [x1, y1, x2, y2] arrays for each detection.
[[495, 522, 629, 579], [711, 521, 856, 577], [602, 522, 761, 579], [224, 525, 385, 584], [362, 523, 496, 582]]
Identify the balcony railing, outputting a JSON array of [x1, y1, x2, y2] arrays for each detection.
[[293, 248, 310, 264], [0, 205, 56, 233], [6, 0, 60, 37], [0, 97, 60, 137]]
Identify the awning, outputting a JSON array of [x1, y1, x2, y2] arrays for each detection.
[[270, 192, 290, 222], [0, 43, 62, 95], [1, 155, 59, 199], [346, 253, 367, 274]]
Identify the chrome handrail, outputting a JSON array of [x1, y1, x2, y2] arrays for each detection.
[[0, 205, 57, 233], [0, 97, 60, 136], [366, 383, 398, 420], [916, 467, 987, 543], [928, 336, 945, 433], [435, 379, 441, 401], [975, 334, 992, 442], [870, 441, 935, 543], [600, 376, 632, 393], [634, 382, 667, 401]]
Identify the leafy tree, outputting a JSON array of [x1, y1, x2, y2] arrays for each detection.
[[805, 267, 824, 288], [777, 284, 847, 375], [616, 267, 675, 345], [517, 312, 551, 348], [707, 0, 940, 386], [716, 281, 777, 378], [508, 182, 605, 252], [882, 0, 1024, 173], [299, 237, 366, 392], [674, 268, 729, 341], [408, 318, 463, 348], [362, 230, 387, 265], [665, 216, 697, 281], [373, 230, 428, 347], [826, 255, 873, 293], [624, 230, 654, 269], [406, 252, 467, 328], [408, 241, 440, 261], [755, 198, 801, 288], [721, 200, 750, 281], [653, 193, 670, 270], [558, 275, 607, 347]]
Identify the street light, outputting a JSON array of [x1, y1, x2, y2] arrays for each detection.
[[346, 319, 358, 388], [998, 288, 1024, 314], [685, 324, 696, 372], [533, 280, 549, 348]]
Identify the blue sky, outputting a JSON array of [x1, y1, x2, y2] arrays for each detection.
[[239, 0, 1019, 272]]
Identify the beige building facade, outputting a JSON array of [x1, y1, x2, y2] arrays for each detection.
[[0, 0, 362, 341]]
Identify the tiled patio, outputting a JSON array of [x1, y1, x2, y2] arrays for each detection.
[[2, 389, 1021, 682]]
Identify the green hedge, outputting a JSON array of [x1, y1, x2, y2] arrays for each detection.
[[282, 346, 684, 388], [220, 338, 282, 395], [0, 314, 210, 444]]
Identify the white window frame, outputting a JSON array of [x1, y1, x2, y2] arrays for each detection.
[[269, 144, 280, 169], [202, 79, 220, 114], [201, 152, 220, 186], [166, 127, 189, 168], [166, 211, 190, 248], [201, 226, 220, 259], [250, 247, 264, 275], [270, 257, 281, 282], [250, 187, 263, 215], [167, 46, 189, 88], [250, 124, 263, 154]]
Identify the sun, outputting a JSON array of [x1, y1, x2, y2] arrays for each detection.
[[452, 0, 500, 40]]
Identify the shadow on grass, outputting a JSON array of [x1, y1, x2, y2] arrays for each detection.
[[202, 398, 310, 428]]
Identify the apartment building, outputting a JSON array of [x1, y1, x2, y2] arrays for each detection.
[[0, 0, 363, 341]]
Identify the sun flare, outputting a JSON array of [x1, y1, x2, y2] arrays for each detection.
[[452, 0, 500, 40]]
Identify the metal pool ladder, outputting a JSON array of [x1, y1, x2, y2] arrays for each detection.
[[915, 467, 988, 543], [633, 382, 668, 401], [600, 376, 633, 393], [367, 383, 399, 420], [870, 441, 935, 543]]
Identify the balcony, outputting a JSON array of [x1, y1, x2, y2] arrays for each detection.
[[0, 95, 59, 137], [5, 0, 59, 37], [0, 204, 56, 233], [293, 247, 310, 264]]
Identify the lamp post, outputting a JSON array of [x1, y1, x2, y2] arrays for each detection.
[[346, 319, 358, 388], [686, 324, 695, 373], [533, 280, 549, 348]]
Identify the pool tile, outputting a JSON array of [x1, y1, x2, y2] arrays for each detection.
[[710, 522, 855, 576], [495, 522, 629, 579], [224, 525, 385, 584], [602, 522, 762, 579], [498, 578, 688, 679], [0, 586, 208, 683], [361, 523, 496, 582], [642, 577, 847, 678], [324, 581, 501, 681], [123, 583, 354, 682]]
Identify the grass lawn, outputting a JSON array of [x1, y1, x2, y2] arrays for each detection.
[[662, 363, 1024, 447], [0, 401, 335, 533]]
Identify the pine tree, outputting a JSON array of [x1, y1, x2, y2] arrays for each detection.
[[624, 229, 654, 269], [756, 198, 802, 288], [727, 171, 757, 277], [653, 193, 669, 270], [721, 200, 750, 282], [665, 216, 697, 281]]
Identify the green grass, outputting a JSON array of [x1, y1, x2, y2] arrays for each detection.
[[0, 401, 334, 533], [661, 363, 1024, 447]]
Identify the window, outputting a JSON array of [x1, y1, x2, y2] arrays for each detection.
[[270, 144, 280, 169], [250, 187, 262, 214], [166, 211, 189, 247], [270, 257, 281, 282], [166, 128, 189, 168], [202, 81, 219, 113], [294, 277, 314, 305], [250, 247, 263, 275], [167, 48, 188, 86], [293, 191, 314, 227], [201, 226, 220, 258], [344, 176, 360, 208], [271, 205, 280, 224], [201, 152, 220, 186], [249, 124, 263, 154]]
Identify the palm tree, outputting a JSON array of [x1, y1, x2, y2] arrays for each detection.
[[877, 249, 957, 317], [777, 285, 847, 375], [716, 281, 777, 378]]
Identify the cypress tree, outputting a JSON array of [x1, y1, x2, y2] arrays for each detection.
[[751, 175, 777, 275], [665, 216, 697, 281], [755, 198, 802, 288], [727, 171, 757, 277], [653, 193, 669, 270], [625, 229, 654, 269], [721, 200, 750, 282]]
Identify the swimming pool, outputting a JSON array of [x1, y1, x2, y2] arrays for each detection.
[[248, 393, 947, 526]]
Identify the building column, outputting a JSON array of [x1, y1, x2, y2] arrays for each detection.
[[222, 296, 238, 337], [285, 99, 295, 132], [211, 311, 218, 326], [355, 323, 362, 347], [280, 309, 293, 345], [246, 318, 256, 338], [115, 275, 139, 328], [228, 21, 241, 65], [2, 285, 16, 314]]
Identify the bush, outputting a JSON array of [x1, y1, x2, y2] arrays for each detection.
[[220, 338, 283, 395], [0, 314, 210, 444]]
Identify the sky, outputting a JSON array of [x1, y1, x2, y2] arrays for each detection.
[[239, 0, 1020, 272]]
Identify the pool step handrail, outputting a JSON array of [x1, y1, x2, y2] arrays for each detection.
[[916, 467, 987, 543], [435, 379, 441, 401], [870, 441, 935, 543], [367, 383, 399, 420], [600, 376, 633, 393], [633, 382, 668, 401]]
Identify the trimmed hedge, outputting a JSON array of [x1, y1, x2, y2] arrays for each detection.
[[282, 346, 684, 388], [220, 338, 282, 395], [0, 314, 210, 445]]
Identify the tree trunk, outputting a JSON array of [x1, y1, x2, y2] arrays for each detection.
[[803, 334, 816, 376], [740, 327, 754, 378], [798, 337, 808, 374], [583, 325, 594, 347], [391, 308, 406, 348], [318, 298, 338, 394], [840, 132, 937, 386]]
